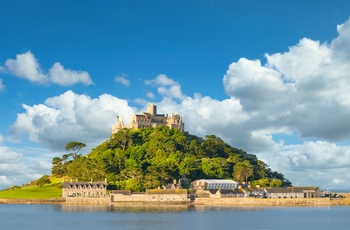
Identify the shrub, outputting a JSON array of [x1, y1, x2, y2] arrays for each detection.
[[37, 175, 51, 187]]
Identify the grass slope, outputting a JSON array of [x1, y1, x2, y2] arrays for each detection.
[[0, 177, 62, 199]]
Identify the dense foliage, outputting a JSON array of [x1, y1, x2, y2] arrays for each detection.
[[36, 175, 51, 187], [52, 127, 291, 191]]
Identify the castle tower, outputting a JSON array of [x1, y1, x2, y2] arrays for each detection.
[[147, 103, 157, 116], [112, 116, 124, 133]]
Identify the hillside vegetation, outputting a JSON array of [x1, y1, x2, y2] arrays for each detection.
[[52, 127, 291, 191]]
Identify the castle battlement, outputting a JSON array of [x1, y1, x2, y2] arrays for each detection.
[[112, 103, 184, 134]]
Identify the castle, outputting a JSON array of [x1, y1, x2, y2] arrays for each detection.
[[112, 103, 184, 134]]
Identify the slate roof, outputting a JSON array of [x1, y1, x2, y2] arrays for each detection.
[[207, 189, 243, 195], [62, 181, 106, 189]]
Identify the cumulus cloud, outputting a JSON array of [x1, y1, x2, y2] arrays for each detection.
[[114, 75, 130, 86], [9, 90, 134, 151], [49, 62, 93, 86], [4, 51, 93, 86], [145, 74, 185, 100], [5, 51, 48, 84], [145, 74, 177, 86], [0, 141, 51, 189], [223, 18, 350, 142], [256, 141, 350, 189]]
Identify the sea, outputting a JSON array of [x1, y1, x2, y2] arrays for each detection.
[[1, 204, 350, 230]]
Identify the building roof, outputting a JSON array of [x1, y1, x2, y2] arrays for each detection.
[[62, 181, 106, 189], [208, 189, 242, 195], [196, 179, 238, 184]]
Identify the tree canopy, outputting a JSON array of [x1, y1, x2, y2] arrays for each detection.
[[52, 127, 291, 191], [65, 141, 86, 159]]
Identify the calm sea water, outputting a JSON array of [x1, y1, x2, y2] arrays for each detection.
[[1, 204, 350, 230]]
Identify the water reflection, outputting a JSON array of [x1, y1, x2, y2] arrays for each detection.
[[53, 204, 311, 213], [54, 204, 191, 213]]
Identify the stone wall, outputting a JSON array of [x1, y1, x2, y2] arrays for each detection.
[[0, 198, 66, 204], [65, 197, 111, 205], [193, 197, 332, 206], [111, 193, 188, 203]]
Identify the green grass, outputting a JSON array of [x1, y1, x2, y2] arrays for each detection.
[[0, 177, 63, 199]]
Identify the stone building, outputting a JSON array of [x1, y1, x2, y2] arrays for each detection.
[[265, 186, 321, 198], [62, 181, 108, 198], [112, 103, 184, 134], [190, 179, 239, 197]]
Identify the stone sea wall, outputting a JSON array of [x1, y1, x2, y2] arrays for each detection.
[[65, 197, 110, 205], [193, 197, 350, 206], [0, 198, 66, 204]]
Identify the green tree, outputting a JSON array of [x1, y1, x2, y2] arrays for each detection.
[[202, 135, 228, 158], [37, 175, 51, 187], [202, 157, 229, 178], [270, 179, 283, 187], [110, 129, 133, 150], [251, 178, 271, 187], [233, 160, 254, 184], [179, 155, 201, 179], [256, 160, 268, 179], [51, 157, 63, 176], [65, 142, 86, 159]]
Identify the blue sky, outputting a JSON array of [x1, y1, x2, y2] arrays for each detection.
[[1, 0, 350, 189]]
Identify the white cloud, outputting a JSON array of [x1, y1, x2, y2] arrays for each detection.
[[0, 78, 5, 92], [145, 74, 177, 86], [4, 51, 93, 86], [9, 90, 135, 151], [145, 74, 185, 100], [0, 144, 48, 189], [114, 75, 130, 86], [223, 18, 350, 143], [49, 62, 93, 86], [256, 141, 350, 188], [4, 51, 49, 84], [134, 97, 149, 106]]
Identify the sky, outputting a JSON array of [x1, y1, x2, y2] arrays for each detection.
[[1, 0, 350, 190]]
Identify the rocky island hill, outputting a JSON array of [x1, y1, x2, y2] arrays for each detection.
[[52, 104, 291, 192]]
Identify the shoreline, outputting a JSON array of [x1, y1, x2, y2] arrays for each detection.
[[1, 197, 350, 206]]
